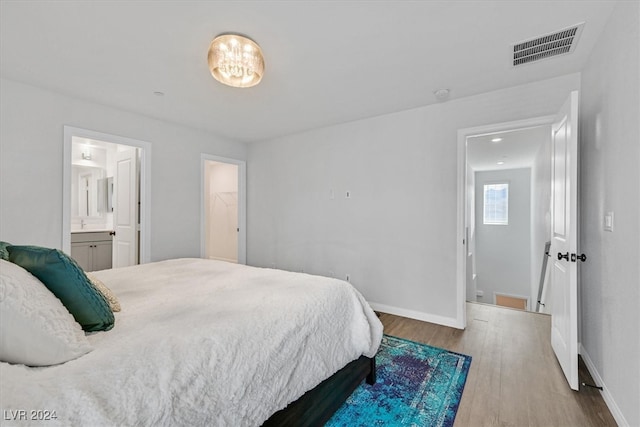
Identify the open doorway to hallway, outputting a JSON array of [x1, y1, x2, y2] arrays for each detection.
[[465, 125, 552, 313]]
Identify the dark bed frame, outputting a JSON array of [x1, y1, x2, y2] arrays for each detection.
[[262, 355, 376, 427]]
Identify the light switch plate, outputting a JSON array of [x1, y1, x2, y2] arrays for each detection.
[[604, 211, 614, 232]]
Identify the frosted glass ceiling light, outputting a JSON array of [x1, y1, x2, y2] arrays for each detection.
[[208, 34, 264, 88]]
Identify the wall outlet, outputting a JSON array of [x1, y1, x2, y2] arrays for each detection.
[[476, 290, 484, 297]]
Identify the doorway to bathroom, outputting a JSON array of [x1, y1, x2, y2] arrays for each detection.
[[201, 154, 246, 264], [62, 126, 151, 269]]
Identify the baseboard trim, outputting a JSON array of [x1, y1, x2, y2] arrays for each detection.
[[368, 302, 461, 329], [580, 344, 629, 427], [208, 256, 237, 263]]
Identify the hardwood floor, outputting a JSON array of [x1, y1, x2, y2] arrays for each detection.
[[378, 303, 617, 427]]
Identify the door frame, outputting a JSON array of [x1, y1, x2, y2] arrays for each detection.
[[62, 126, 152, 263], [200, 153, 246, 264], [456, 115, 555, 328]]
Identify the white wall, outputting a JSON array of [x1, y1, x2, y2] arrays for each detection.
[[530, 128, 552, 313], [579, 2, 640, 426], [474, 168, 531, 308], [247, 73, 580, 325], [0, 78, 246, 261]]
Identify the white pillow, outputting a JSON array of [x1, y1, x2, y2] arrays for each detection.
[[86, 272, 121, 312], [0, 259, 93, 366]]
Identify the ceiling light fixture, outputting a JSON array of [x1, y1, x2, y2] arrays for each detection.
[[208, 33, 265, 88], [497, 161, 505, 165], [491, 137, 503, 143]]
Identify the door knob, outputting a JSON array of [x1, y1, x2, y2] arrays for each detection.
[[557, 252, 569, 261], [571, 253, 587, 262]]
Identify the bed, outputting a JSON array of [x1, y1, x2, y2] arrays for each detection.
[[0, 257, 383, 426]]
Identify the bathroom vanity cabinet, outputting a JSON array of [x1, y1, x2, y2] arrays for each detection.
[[71, 231, 113, 272]]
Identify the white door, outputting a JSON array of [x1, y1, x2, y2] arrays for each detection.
[[549, 91, 579, 390], [113, 147, 138, 268]]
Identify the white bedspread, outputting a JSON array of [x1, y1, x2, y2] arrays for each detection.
[[0, 258, 383, 426]]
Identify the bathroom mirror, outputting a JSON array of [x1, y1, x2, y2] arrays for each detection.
[[72, 165, 107, 218]]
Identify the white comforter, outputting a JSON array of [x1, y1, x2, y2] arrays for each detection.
[[0, 258, 383, 426]]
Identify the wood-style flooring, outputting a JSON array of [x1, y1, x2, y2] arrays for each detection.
[[378, 303, 617, 427]]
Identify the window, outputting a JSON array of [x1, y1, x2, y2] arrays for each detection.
[[483, 183, 508, 225]]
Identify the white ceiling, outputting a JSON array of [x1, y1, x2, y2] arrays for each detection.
[[0, 1, 617, 143], [467, 125, 551, 171]]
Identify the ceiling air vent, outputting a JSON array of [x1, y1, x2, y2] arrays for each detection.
[[512, 23, 584, 66]]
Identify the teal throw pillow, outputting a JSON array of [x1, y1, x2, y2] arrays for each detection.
[[8, 245, 114, 332], [0, 241, 10, 261]]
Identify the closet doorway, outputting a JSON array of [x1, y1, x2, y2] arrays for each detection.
[[201, 154, 246, 264]]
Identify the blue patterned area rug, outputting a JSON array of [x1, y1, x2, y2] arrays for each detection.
[[326, 335, 472, 427]]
